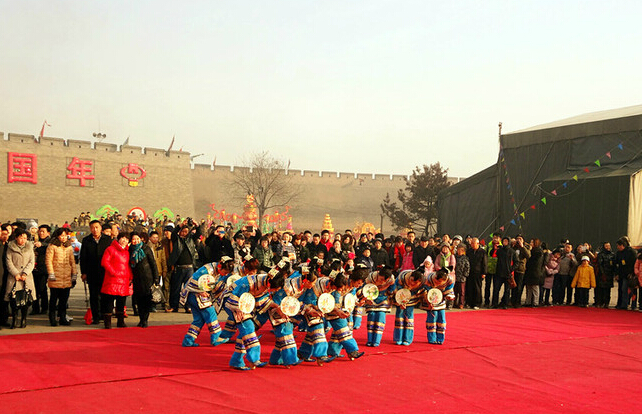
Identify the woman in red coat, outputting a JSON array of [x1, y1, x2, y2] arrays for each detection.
[[101, 233, 133, 328]]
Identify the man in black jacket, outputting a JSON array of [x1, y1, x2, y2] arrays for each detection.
[[371, 238, 391, 269], [466, 237, 487, 309], [615, 236, 637, 310], [32, 225, 51, 314], [80, 220, 112, 324], [206, 224, 233, 263], [492, 237, 518, 309], [168, 219, 201, 312]]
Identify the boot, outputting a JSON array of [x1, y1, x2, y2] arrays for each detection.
[[116, 312, 127, 328], [59, 311, 71, 326], [49, 310, 58, 327], [20, 307, 27, 328], [103, 313, 112, 329]]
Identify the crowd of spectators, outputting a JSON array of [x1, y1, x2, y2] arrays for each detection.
[[1, 212, 641, 331]]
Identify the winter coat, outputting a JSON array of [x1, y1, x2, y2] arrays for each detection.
[[80, 234, 111, 279], [496, 246, 518, 279], [434, 252, 456, 276], [46, 243, 76, 289], [131, 244, 160, 297], [596, 249, 616, 288], [513, 244, 531, 274], [571, 264, 596, 289], [467, 247, 488, 276], [371, 247, 391, 269], [33, 236, 51, 275], [543, 255, 559, 289], [147, 241, 168, 277], [4, 240, 37, 301], [635, 258, 642, 287], [101, 239, 133, 297], [400, 252, 415, 271], [524, 246, 545, 286], [253, 245, 274, 271], [454, 254, 470, 282]]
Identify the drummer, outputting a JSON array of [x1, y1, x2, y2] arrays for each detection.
[[364, 266, 395, 347], [420, 267, 455, 345], [268, 265, 318, 367], [326, 269, 367, 360], [224, 269, 287, 370], [392, 268, 426, 346], [179, 256, 235, 347], [298, 275, 337, 366], [218, 256, 261, 342], [349, 263, 366, 331]]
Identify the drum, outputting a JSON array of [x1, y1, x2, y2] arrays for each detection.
[[426, 288, 443, 305], [197, 274, 216, 292], [395, 288, 412, 306], [343, 293, 357, 312], [317, 293, 336, 314], [280, 296, 301, 317], [238, 292, 256, 314], [362, 283, 379, 301], [226, 275, 241, 288]]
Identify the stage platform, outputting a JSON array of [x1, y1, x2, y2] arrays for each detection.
[[1, 307, 642, 413]]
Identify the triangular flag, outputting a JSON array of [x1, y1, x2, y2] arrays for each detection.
[[507, 184, 511, 189], [510, 219, 516, 225], [594, 160, 601, 167], [530, 205, 536, 210], [506, 178, 509, 183], [618, 143, 623, 150], [500, 226, 505, 232], [583, 168, 589, 173], [563, 182, 568, 188], [551, 190, 557, 196], [541, 197, 547, 205], [520, 212, 525, 219], [501, 157, 505, 162], [606, 152, 611, 159], [573, 175, 578, 181]]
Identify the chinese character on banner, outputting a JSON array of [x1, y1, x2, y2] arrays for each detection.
[[120, 163, 147, 187], [66, 157, 95, 187], [7, 153, 38, 184]]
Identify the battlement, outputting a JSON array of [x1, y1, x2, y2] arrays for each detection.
[[1, 131, 465, 182], [1, 132, 189, 160]]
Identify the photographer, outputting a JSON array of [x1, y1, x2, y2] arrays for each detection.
[[167, 218, 201, 313]]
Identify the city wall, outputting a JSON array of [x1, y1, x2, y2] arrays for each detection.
[[1, 132, 460, 233]]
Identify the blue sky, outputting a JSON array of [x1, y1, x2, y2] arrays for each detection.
[[1, 1, 641, 177]]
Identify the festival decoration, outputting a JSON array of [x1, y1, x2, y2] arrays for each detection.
[[66, 157, 95, 187], [7, 152, 37, 184], [120, 163, 147, 187], [127, 207, 147, 221], [153, 207, 175, 220], [321, 214, 334, 234], [95, 204, 119, 218], [242, 195, 258, 227], [500, 141, 626, 229]]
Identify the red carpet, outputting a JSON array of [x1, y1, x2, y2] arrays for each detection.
[[2, 307, 642, 413]]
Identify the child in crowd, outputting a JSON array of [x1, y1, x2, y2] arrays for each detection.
[[571, 256, 596, 307], [542, 249, 561, 306]]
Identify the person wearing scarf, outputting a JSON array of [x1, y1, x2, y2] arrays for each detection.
[[129, 232, 159, 328]]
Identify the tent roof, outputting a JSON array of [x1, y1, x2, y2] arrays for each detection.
[[439, 164, 496, 198], [502, 104, 642, 149]]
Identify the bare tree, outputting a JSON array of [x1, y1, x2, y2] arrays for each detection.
[[230, 151, 301, 228]]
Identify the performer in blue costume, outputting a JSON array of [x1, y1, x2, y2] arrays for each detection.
[[297, 276, 336, 366], [224, 271, 286, 370], [364, 267, 395, 347], [326, 269, 367, 360], [179, 256, 235, 347], [392, 268, 425, 346], [420, 268, 455, 345], [218, 257, 262, 341], [268, 266, 317, 367]]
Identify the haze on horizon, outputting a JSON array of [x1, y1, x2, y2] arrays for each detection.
[[1, 1, 641, 178]]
